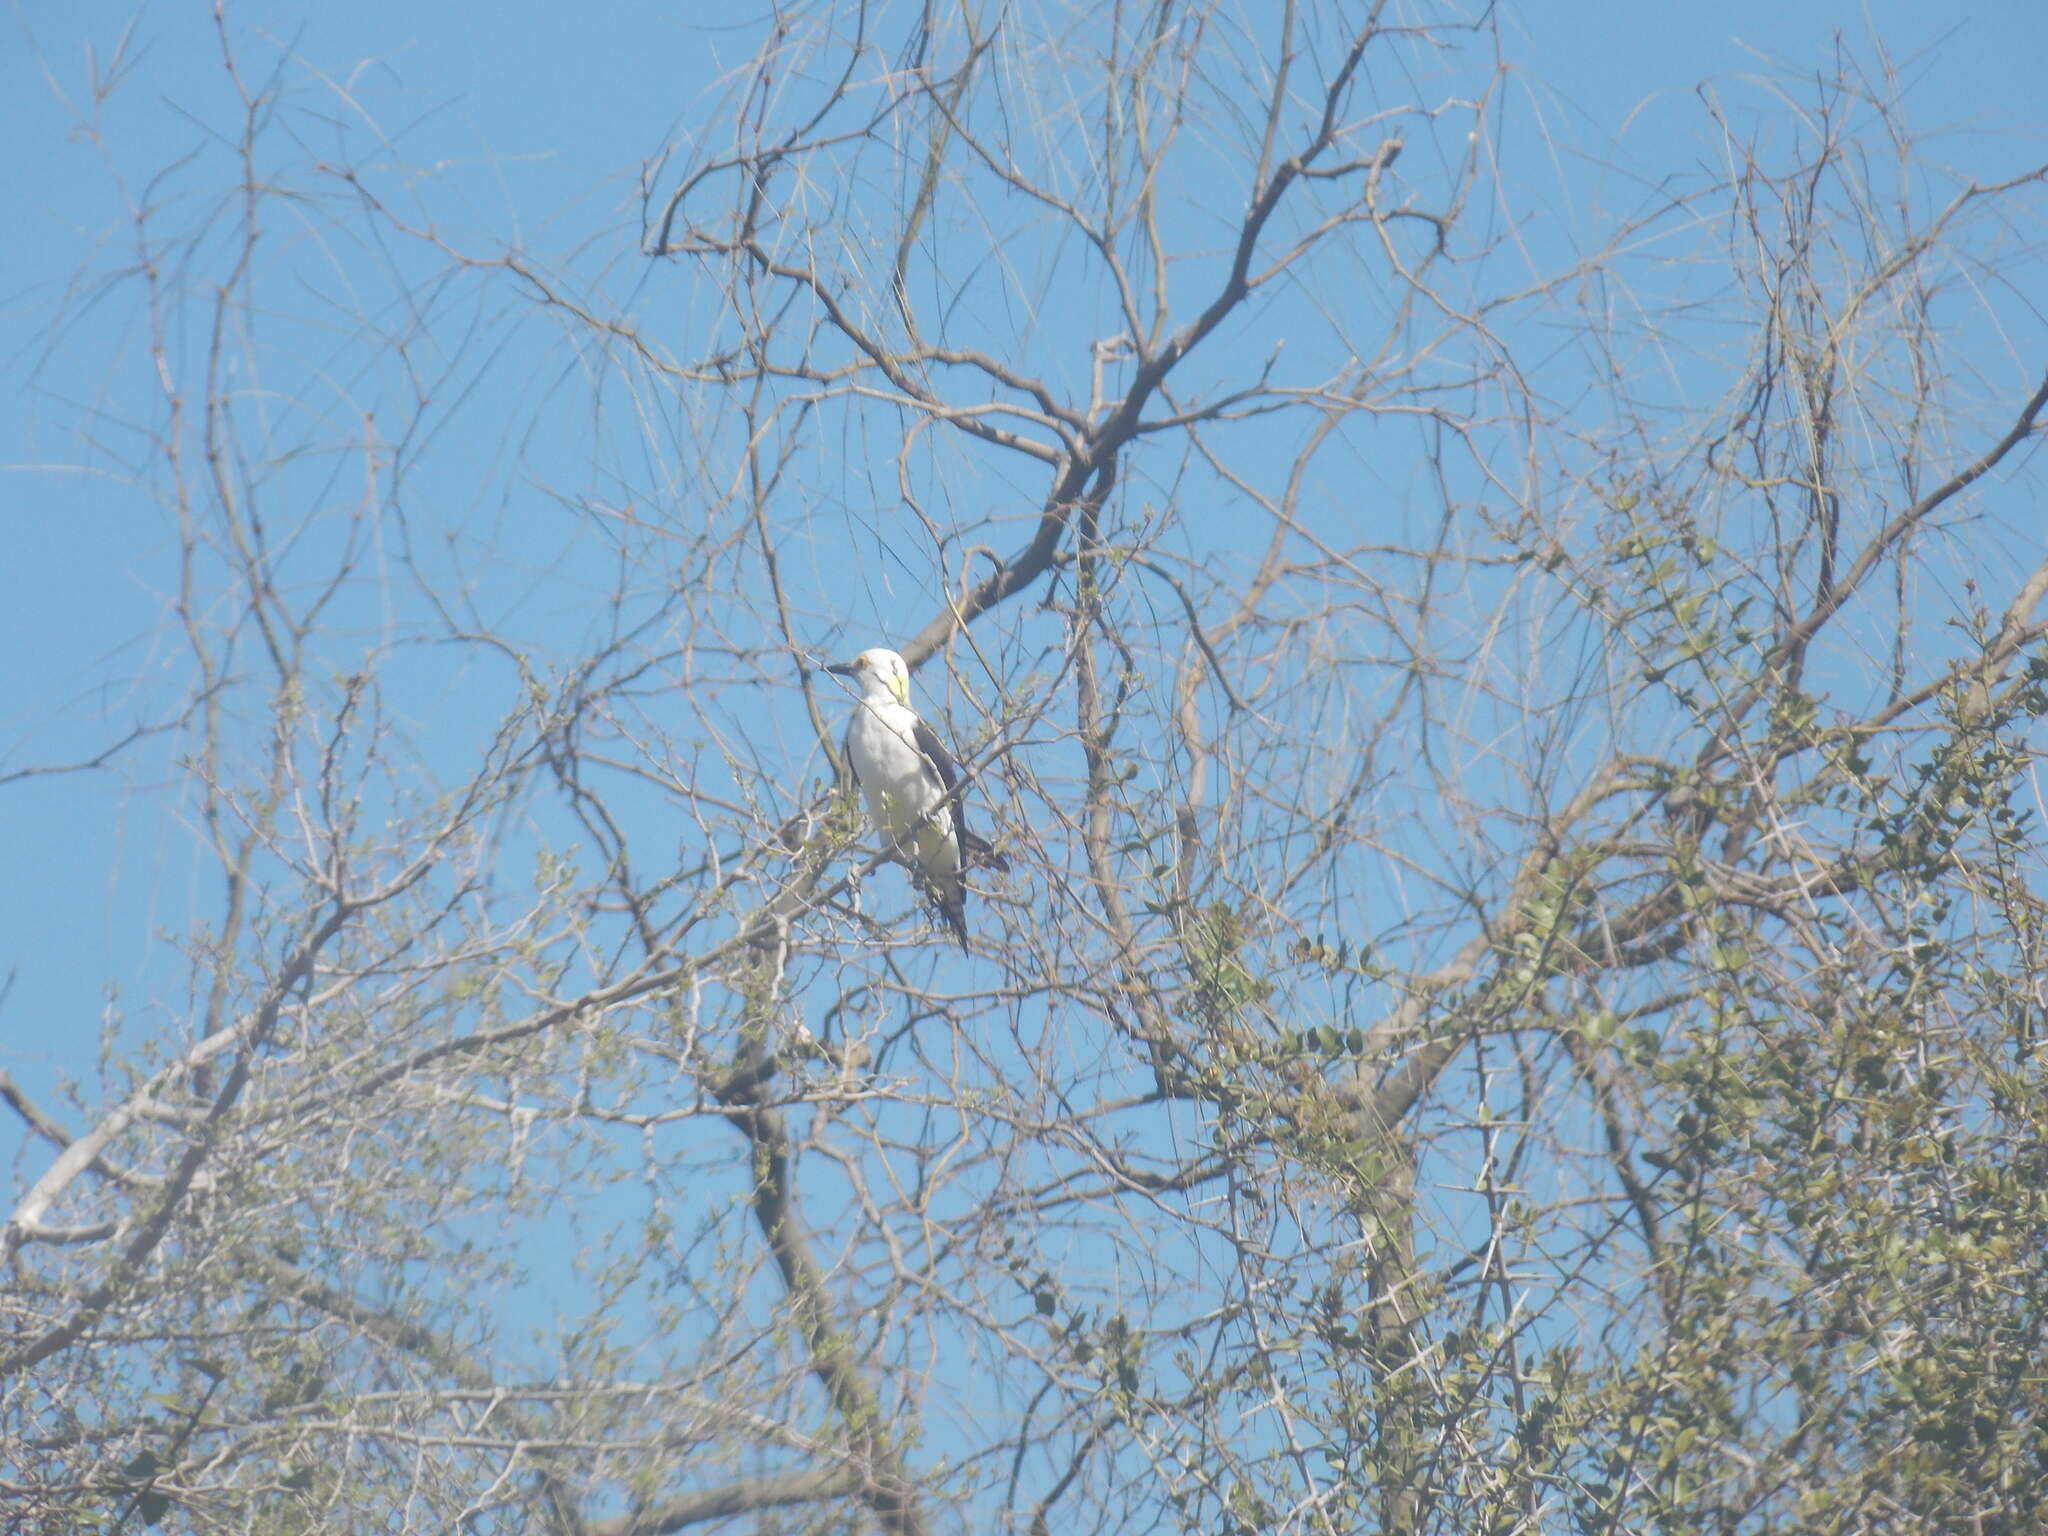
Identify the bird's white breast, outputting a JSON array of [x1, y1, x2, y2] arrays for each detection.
[[846, 699, 955, 854]]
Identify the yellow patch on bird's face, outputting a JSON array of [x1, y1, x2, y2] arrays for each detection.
[[860, 649, 910, 706]]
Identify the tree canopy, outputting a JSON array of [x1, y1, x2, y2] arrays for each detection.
[[6, 3, 2048, 1532]]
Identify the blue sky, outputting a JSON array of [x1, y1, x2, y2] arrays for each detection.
[[5, 0, 2042, 1249], [4, 0, 2047, 1523]]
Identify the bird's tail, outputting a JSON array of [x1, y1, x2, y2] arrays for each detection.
[[935, 879, 970, 953]]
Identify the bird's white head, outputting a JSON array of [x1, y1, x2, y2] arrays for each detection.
[[825, 647, 912, 706]]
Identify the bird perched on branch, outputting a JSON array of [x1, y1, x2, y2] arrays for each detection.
[[824, 647, 1008, 950]]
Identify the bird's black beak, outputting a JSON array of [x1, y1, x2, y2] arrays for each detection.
[[823, 660, 857, 677]]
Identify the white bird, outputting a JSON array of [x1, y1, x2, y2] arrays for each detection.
[[824, 647, 1008, 950]]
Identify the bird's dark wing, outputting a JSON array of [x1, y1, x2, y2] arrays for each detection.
[[912, 717, 1009, 873], [911, 716, 961, 798]]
